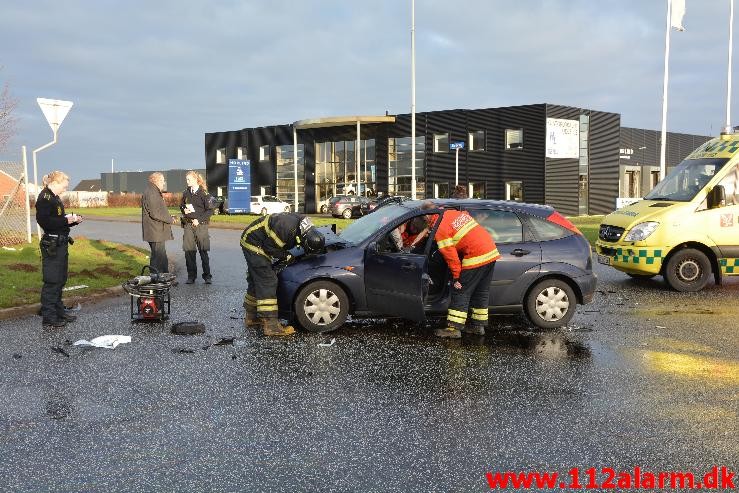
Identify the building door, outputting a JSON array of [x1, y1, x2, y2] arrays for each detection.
[[623, 169, 641, 198]]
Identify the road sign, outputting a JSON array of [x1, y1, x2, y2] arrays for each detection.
[[228, 159, 251, 213], [449, 141, 465, 150], [37, 98, 73, 131]]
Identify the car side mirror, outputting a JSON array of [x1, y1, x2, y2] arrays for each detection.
[[367, 241, 378, 255], [707, 185, 726, 209]]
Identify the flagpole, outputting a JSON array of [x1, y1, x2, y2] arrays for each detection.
[[410, 0, 417, 200], [659, 0, 672, 180], [726, 0, 735, 132]]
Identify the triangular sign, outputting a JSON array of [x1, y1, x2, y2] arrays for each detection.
[[37, 98, 73, 131]]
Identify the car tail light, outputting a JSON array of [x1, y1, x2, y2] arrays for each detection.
[[546, 211, 582, 235]]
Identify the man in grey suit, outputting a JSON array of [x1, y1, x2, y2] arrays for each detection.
[[142, 172, 177, 273]]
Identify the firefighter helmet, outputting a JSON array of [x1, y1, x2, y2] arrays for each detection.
[[301, 227, 325, 254]]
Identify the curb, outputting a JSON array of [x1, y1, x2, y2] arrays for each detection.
[[0, 286, 125, 321]]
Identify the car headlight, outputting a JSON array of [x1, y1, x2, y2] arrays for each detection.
[[624, 221, 660, 241]]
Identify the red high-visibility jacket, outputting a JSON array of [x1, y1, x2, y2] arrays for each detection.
[[431, 210, 500, 280]]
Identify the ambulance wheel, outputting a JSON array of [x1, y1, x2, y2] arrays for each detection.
[[664, 248, 711, 292], [295, 280, 349, 333], [524, 279, 576, 329], [626, 273, 656, 280]]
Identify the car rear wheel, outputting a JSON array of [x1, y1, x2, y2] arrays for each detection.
[[260, 207, 268, 216], [524, 279, 576, 329], [284, 205, 291, 213], [295, 280, 349, 333], [320, 205, 328, 214], [342, 208, 352, 219], [664, 248, 711, 292]]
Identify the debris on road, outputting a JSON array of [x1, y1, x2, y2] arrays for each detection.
[[318, 338, 336, 347], [51, 346, 70, 357], [171, 321, 206, 335], [73, 335, 131, 349]]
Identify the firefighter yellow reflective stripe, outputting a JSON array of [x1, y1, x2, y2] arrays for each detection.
[[244, 294, 257, 307], [461, 249, 499, 267], [437, 238, 455, 249], [264, 220, 285, 248], [471, 307, 488, 321], [256, 298, 278, 312], [242, 242, 269, 258], [245, 217, 268, 236], [452, 219, 478, 242], [447, 308, 467, 324]]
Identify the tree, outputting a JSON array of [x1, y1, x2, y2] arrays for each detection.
[[0, 68, 18, 152]]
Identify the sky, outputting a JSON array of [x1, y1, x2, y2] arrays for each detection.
[[0, 0, 737, 184]]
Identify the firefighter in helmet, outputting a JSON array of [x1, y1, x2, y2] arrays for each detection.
[[421, 201, 500, 338], [240, 213, 325, 336]]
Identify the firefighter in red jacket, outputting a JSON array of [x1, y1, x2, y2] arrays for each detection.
[[421, 202, 500, 338]]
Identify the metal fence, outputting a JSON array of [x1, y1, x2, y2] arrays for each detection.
[[0, 154, 31, 246]]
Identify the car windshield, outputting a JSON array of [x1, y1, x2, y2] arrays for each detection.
[[339, 204, 410, 244], [645, 157, 730, 201]]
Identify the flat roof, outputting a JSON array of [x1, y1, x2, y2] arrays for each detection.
[[293, 115, 395, 129]]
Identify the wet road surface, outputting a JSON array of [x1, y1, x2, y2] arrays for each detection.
[[0, 219, 737, 492]]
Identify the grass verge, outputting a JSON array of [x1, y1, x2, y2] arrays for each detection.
[[0, 237, 150, 309], [569, 215, 603, 246]]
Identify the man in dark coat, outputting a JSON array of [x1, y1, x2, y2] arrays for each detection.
[[141, 172, 176, 274]]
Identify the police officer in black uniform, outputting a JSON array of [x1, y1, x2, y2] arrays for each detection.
[[180, 171, 214, 284], [35, 171, 82, 328], [241, 212, 324, 336]]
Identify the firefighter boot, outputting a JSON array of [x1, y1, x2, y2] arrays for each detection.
[[262, 318, 296, 337], [434, 327, 462, 339], [244, 305, 259, 330], [461, 324, 485, 336]]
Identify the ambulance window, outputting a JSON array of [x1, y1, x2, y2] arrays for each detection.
[[717, 164, 739, 206], [470, 210, 523, 243]]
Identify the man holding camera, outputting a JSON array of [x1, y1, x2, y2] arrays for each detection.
[[35, 171, 83, 328]]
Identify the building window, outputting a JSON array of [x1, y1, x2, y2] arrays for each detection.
[[579, 114, 589, 167], [388, 136, 425, 197], [433, 133, 449, 153], [434, 182, 450, 198], [216, 148, 226, 164], [505, 129, 523, 150], [506, 181, 523, 202], [259, 145, 270, 162], [275, 144, 305, 212], [468, 182, 485, 199], [469, 130, 485, 151], [237, 146, 247, 160]]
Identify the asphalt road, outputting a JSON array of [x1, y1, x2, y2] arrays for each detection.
[[0, 218, 737, 492]]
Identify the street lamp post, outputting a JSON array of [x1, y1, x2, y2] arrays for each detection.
[[32, 98, 73, 238]]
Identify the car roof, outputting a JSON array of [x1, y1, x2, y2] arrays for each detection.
[[399, 198, 555, 217]]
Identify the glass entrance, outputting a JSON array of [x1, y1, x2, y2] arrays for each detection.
[[315, 139, 376, 212]]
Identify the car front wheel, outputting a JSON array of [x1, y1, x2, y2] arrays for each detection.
[[664, 248, 711, 292], [524, 278, 576, 329], [260, 207, 268, 216], [295, 280, 350, 333], [320, 205, 327, 214], [284, 205, 291, 213]]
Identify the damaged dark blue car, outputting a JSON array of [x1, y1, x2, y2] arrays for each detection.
[[277, 200, 597, 333]]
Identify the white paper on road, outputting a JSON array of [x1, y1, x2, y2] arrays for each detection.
[[73, 335, 132, 349], [62, 285, 89, 291], [318, 338, 336, 347]]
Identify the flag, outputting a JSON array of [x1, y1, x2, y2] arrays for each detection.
[[671, 0, 686, 31]]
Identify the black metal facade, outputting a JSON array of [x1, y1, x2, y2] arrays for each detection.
[[205, 105, 711, 215]]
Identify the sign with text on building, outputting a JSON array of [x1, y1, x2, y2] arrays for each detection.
[[449, 141, 465, 150], [227, 159, 251, 214], [546, 118, 580, 159]]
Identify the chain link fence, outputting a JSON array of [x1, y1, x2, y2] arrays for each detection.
[[0, 160, 31, 246]]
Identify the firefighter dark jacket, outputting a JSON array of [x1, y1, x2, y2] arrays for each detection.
[[35, 187, 78, 235], [180, 187, 214, 223], [431, 209, 500, 280], [241, 212, 302, 260]]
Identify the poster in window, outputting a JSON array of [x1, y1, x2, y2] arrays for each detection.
[[546, 118, 580, 159]]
